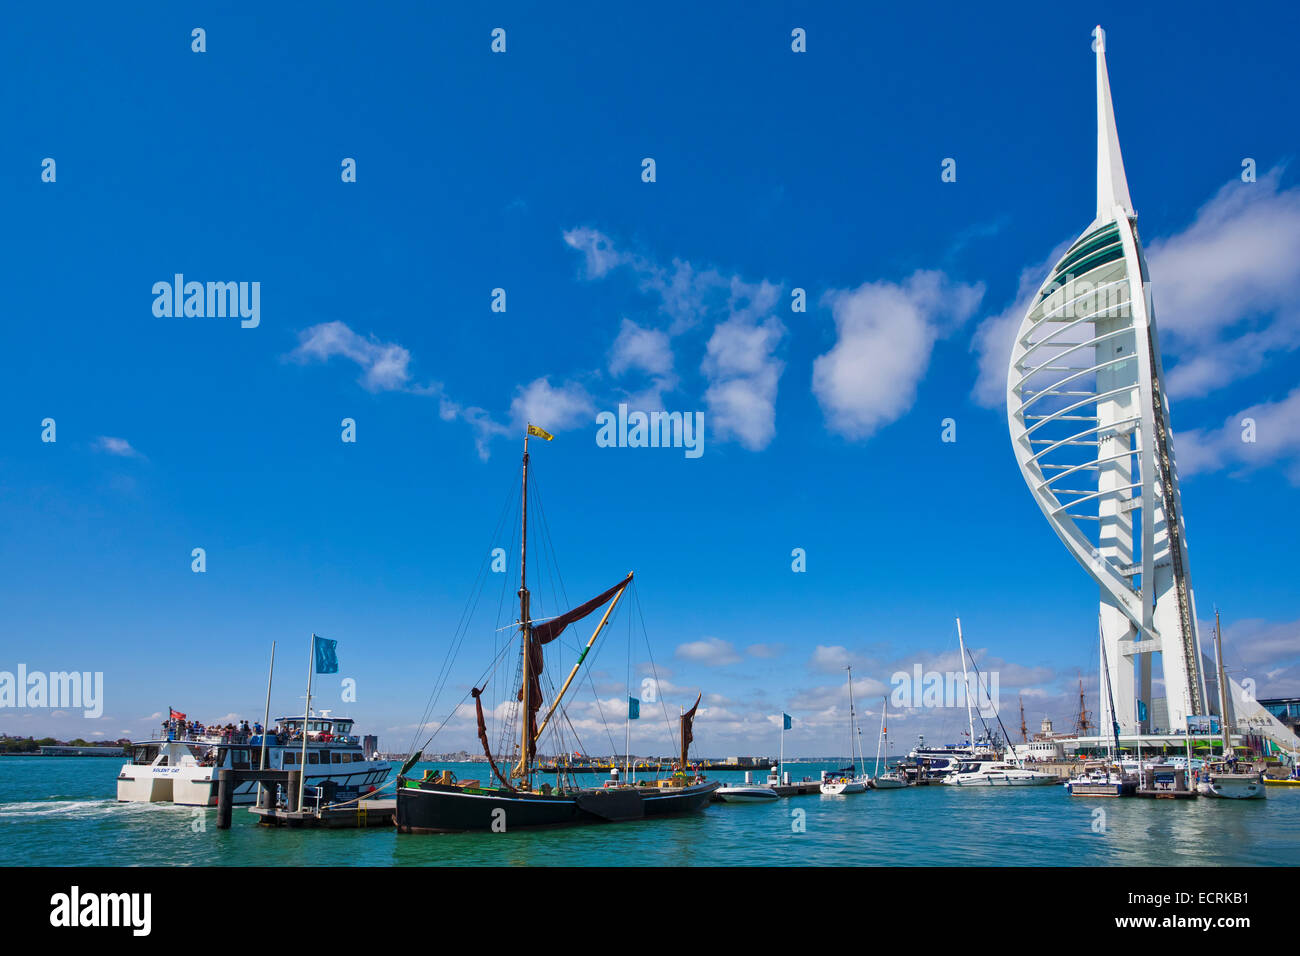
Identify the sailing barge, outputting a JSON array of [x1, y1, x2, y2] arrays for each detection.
[[395, 425, 719, 833]]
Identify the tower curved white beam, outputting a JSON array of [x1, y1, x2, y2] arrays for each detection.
[[1007, 26, 1208, 735]]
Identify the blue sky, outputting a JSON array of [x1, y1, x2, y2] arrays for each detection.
[[3, 2, 1299, 757]]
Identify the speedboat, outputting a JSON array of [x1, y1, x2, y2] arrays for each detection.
[[942, 759, 1059, 787]]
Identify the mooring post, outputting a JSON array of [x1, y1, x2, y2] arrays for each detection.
[[216, 769, 234, 830], [286, 770, 301, 812]]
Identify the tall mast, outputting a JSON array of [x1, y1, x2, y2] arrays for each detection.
[[1214, 609, 1232, 759], [1019, 696, 1027, 744], [956, 618, 975, 751], [518, 429, 532, 791], [874, 697, 886, 778], [846, 666, 860, 776]]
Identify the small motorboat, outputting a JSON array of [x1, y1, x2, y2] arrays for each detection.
[[714, 784, 779, 802]]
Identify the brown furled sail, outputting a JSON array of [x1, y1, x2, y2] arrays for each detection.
[[680, 693, 702, 770], [517, 575, 633, 765], [471, 686, 514, 791]]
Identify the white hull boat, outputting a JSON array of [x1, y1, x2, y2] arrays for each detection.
[[117, 714, 390, 806], [1196, 771, 1267, 800], [943, 760, 1059, 787], [820, 776, 868, 795], [870, 772, 909, 790], [715, 785, 779, 802]]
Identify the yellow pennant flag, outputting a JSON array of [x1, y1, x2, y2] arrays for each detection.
[[526, 424, 554, 441]]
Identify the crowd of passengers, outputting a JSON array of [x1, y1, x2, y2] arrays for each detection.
[[161, 717, 349, 745]]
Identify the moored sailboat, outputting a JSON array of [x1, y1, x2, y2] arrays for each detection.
[[394, 425, 719, 833], [821, 666, 870, 794], [870, 696, 908, 789]]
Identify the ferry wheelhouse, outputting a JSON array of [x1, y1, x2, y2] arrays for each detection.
[[116, 714, 390, 806]]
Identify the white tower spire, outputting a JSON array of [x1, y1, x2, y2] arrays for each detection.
[[1007, 26, 1208, 739], [1092, 26, 1133, 224]]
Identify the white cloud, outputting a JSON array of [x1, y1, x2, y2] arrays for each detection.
[[563, 226, 631, 279], [1147, 167, 1300, 398], [508, 377, 595, 433], [290, 321, 418, 392], [702, 312, 786, 451], [814, 270, 984, 438], [808, 644, 852, 674], [94, 436, 142, 458], [609, 319, 673, 378], [565, 229, 788, 450], [1175, 386, 1300, 483], [675, 637, 742, 666]]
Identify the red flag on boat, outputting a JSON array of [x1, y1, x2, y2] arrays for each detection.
[[169, 708, 186, 721]]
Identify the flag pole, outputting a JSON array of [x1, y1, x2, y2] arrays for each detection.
[[257, 641, 276, 806], [780, 712, 785, 783], [298, 633, 315, 812]]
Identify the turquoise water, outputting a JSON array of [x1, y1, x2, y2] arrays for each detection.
[[2, 757, 1296, 866]]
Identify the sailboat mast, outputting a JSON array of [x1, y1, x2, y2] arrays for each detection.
[[1214, 609, 1232, 759], [518, 430, 532, 791], [956, 618, 975, 751], [846, 666, 859, 776], [874, 697, 885, 777]]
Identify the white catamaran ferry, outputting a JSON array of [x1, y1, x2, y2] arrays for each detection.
[[117, 713, 391, 806]]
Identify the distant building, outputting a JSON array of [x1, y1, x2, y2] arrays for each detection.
[[362, 734, 378, 757], [40, 746, 125, 757], [1259, 698, 1300, 735]]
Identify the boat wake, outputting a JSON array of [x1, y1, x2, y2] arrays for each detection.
[[0, 799, 191, 820]]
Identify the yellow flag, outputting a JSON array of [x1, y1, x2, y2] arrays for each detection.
[[526, 424, 554, 441]]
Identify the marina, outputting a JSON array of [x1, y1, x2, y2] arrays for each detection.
[[4, 755, 1299, 868], [4, 10, 1297, 904]]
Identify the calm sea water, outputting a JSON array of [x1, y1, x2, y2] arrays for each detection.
[[2, 757, 1296, 866]]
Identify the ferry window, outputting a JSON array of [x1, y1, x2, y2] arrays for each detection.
[[284, 752, 296, 765], [339, 753, 352, 763], [308, 752, 319, 764], [331, 752, 342, 764]]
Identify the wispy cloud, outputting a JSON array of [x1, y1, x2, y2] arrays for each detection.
[[1175, 386, 1300, 483], [675, 637, 742, 666], [565, 227, 788, 450], [94, 436, 142, 458], [289, 321, 424, 393], [1147, 166, 1300, 398]]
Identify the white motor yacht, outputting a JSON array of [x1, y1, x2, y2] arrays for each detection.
[[942, 758, 1059, 787]]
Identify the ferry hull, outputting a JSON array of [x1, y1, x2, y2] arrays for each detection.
[[395, 780, 719, 832]]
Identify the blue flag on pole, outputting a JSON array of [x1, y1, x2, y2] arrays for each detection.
[[628, 696, 640, 720], [783, 713, 792, 730], [313, 635, 339, 674]]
